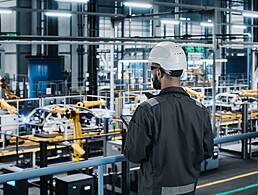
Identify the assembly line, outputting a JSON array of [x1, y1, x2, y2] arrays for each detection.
[[0, 0, 258, 195]]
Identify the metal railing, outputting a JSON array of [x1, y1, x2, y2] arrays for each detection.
[[0, 154, 127, 195], [1, 132, 258, 194]]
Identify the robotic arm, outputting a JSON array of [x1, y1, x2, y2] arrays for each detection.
[[50, 106, 85, 162], [183, 87, 204, 102], [76, 99, 106, 108], [0, 99, 17, 114]]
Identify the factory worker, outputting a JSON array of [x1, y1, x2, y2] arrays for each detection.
[[124, 41, 214, 195]]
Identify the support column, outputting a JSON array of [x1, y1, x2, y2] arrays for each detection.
[[244, 1, 252, 89], [252, 0, 258, 89], [31, 0, 41, 56], [16, 0, 32, 76], [71, 4, 79, 89], [241, 103, 249, 159], [77, 4, 86, 86], [45, 0, 58, 56], [87, 0, 98, 96]]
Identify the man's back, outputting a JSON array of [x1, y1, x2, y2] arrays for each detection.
[[125, 87, 214, 195]]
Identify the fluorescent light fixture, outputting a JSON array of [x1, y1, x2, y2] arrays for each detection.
[[200, 59, 228, 63], [188, 59, 227, 65], [56, 0, 89, 2], [161, 19, 180, 25], [200, 22, 213, 27], [180, 17, 186, 21], [232, 24, 247, 29], [119, 60, 148, 63], [124, 2, 152, 9], [0, 9, 12, 14], [45, 12, 72, 17], [243, 12, 258, 18]]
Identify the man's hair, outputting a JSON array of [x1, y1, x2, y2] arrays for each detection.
[[168, 70, 183, 77], [160, 68, 183, 78], [151, 63, 183, 78]]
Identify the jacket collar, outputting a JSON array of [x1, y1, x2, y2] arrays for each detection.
[[159, 86, 190, 97]]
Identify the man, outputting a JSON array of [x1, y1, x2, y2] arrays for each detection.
[[124, 42, 214, 195]]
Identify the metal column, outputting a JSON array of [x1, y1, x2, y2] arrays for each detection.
[[245, 1, 252, 89], [77, 3, 85, 85], [241, 103, 249, 159], [45, 0, 58, 56], [40, 141, 48, 195], [212, 9, 218, 137], [87, 0, 98, 97], [110, 24, 115, 111], [121, 128, 130, 195], [98, 165, 104, 195], [16, 0, 32, 76]]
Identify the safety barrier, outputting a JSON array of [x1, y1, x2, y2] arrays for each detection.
[[0, 154, 126, 195], [1, 132, 258, 194], [214, 132, 258, 145]]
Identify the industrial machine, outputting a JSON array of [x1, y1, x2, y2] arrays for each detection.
[[0, 99, 18, 148], [0, 77, 19, 100], [185, 67, 210, 86], [183, 86, 204, 102], [55, 173, 94, 195], [24, 105, 97, 133], [239, 89, 258, 98], [50, 106, 87, 162], [76, 99, 106, 108]]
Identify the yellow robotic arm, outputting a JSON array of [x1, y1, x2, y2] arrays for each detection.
[[0, 78, 19, 100], [0, 99, 17, 114], [239, 89, 258, 98], [76, 99, 106, 108], [50, 106, 85, 162], [183, 87, 204, 102]]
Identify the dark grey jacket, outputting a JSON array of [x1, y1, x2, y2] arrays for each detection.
[[124, 87, 214, 195]]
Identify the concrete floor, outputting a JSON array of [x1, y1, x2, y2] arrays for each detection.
[[197, 153, 258, 194], [0, 153, 257, 195]]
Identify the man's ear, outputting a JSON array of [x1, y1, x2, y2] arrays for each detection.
[[157, 69, 164, 79]]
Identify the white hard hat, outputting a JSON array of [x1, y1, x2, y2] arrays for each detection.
[[148, 41, 187, 71]]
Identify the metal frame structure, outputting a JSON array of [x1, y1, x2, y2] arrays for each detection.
[[0, 131, 258, 195]]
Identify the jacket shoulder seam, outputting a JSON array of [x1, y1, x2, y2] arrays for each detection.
[[144, 97, 159, 107]]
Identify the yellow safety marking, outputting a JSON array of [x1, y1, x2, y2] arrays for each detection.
[[197, 171, 258, 189]]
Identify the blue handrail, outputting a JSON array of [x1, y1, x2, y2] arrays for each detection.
[[0, 154, 126, 184], [214, 132, 258, 145]]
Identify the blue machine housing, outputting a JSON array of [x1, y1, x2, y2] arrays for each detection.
[[27, 56, 64, 98]]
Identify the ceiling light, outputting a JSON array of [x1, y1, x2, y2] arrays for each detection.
[[200, 59, 228, 63], [118, 60, 148, 63], [161, 19, 180, 25], [45, 12, 72, 17], [180, 17, 186, 21], [243, 12, 258, 18], [244, 33, 252, 38], [232, 24, 247, 29], [0, 9, 12, 14], [200, 22, 213, 27], [124, 2, 152, 9], [56, 0, 89, 2]]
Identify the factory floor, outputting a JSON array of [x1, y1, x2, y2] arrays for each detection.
[[0, 152, 257, 195], [197, 152, 258, 195]]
